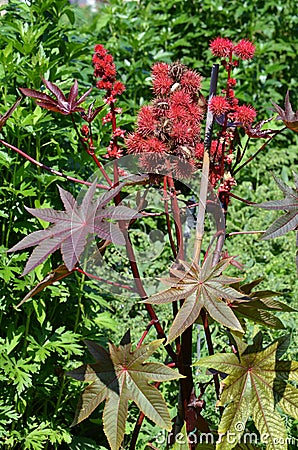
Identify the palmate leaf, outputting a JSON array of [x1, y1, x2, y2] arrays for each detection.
[[67, 337, 183, 450], [8, 179, 141, 275], [256, 173, 298, 240], [143, 253, 247, 343], [271, 90, 298, 133], [195, 333, 298, 450], [229, 279, 296, 330], [19, 78, 92, 115]]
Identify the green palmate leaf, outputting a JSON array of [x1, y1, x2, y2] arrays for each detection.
[[195, 333, 298, 450], [67, 338, 183, 450], [256, 172, 298, 240], [143, 253, 246, 343]]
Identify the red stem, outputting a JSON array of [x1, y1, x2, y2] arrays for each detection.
[[122, 232, 177, 362], [0, 139, 110, 190], [136, 320, 157, 348], [200, 309, 220, 399], [70, 114, 113, 186], [75, 267, 135, 291], [166, 175, 184, 260]]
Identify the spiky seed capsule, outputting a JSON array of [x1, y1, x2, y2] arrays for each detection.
[[169, 62, 188, 82]]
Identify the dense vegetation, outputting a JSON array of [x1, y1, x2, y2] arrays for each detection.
[[0, 1, 297, 449]]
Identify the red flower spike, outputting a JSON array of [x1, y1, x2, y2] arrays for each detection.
[[125, 133, 148, 154], [234, 105, 257, 126], [81, 125, 89, 136], [209, 96, 230, 116], [210, 37, 234, 58], [19, 79, 92, 115], [172, 157, 196, 179], [144, 137, 168, 153], [113, 128, 125, 138], [233, 39, 255, 60]]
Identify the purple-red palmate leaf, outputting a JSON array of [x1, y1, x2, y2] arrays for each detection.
[[142, 253, 248, 343], [244, 117, 277, 139], [271, 90, 298, 133], [67, 337, 183, 450], [8, 179, 141, 275], [19, 78, 92, 115], [256, 172, 298, 240]]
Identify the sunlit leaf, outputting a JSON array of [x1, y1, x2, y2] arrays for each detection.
[[195, 333, 298, 450], [143, 253, 246, 343], [67, 337, 183, 450]]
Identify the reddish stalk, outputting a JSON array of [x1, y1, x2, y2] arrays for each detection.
[[75, 267, 135, 291], [200, 309, 220, 399], [0, 139, 109, 190], [70, 114, 113, 186], [122, 231, 177, 363], [136, 320, 157, 348], [166, 174, 184, 260]]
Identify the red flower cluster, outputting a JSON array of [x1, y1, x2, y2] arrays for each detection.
[[210, 37, 255, 60], [209, 94, 256, 127], [92, 45, 126, 159], [125, 61, 204, 177], [92, 44, 125, 104]]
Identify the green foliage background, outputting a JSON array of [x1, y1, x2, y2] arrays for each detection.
[[0, 0, 297, 448]]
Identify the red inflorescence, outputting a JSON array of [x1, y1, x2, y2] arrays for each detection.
[[137, 106, 156, 136], [125, 61, 205, 177], [92, 44, 126, 158], [180, 70, 202, 95], [209, 96, 230, 116], [210, 37, 234, 58], [92, 45, 125, 104], [210, 37, 255, 61], [234, 105, 257, 125], [233, 39, 256, 60]]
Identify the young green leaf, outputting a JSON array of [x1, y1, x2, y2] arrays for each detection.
[[143, 253, 246, 343], [195, 333, 298, 450], [67, 339, 183, 450]]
